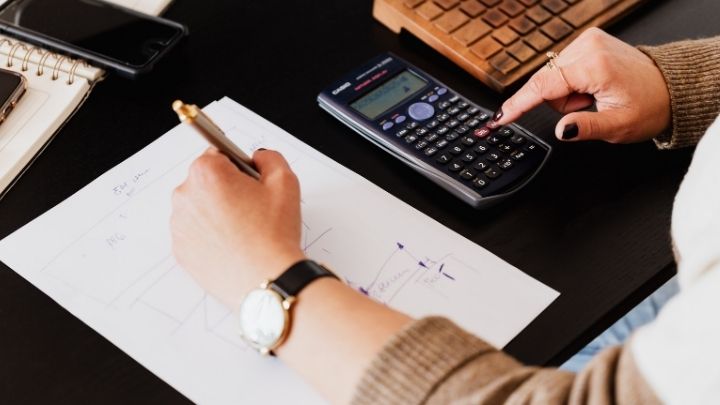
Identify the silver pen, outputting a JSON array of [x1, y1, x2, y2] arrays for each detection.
[[172, 100, 261, 179]]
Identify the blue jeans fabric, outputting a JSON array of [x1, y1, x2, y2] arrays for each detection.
[[560, 277, 680, 373]]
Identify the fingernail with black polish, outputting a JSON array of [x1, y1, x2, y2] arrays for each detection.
[[562, 123, 579, 140], [492, 108, 504, 122]]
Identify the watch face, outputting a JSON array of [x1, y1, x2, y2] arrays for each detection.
[[237, 288, 288, 351]]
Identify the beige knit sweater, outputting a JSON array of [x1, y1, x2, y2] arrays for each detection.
[[351, 37, 720, 405]]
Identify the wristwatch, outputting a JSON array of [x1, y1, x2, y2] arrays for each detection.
[[236, 260, 337, 355]]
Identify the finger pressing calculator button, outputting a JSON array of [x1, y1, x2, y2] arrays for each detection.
[[449, 145, 464, 155], [473, 160, 489, 171], [472, 177, 488, 189], [474, 127, 491, 138], [382, 122, 394, 131], [460, 136, 476, 146], [498, 127, 514, 137], [449, 161, 464, 172], [436, 153, 451, 164], [459, 169, 475, 180], [487, 135, 501, 145], [511, 150, 526, 160], [498, 143, 513, 153], [462, 152, 476, 162], [395, 115, 407, 124], [406, 122, 419, 130], [499, 159, 514, 170], [395, 128, 409, 138], [428, 95, 439, 103], [511, 134, 526, 144], [486, 152, 500, 162], [424, 147, 439, 156], [484, 167, 502, 178], [408, 102, 435, 121]]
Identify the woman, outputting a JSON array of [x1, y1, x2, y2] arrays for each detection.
[[170, 28, 720, 404]]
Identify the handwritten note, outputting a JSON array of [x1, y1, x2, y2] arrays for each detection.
[[0, 97, 559, 404]]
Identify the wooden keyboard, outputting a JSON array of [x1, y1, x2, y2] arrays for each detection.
[[373, 0, 647, 92]]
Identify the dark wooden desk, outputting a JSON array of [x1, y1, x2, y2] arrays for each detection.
[[1, 0, 718, 402]]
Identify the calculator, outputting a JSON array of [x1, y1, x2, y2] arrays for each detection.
[[317, 53, 551, 208]]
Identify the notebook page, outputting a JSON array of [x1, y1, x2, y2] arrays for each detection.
[[0, 97, 559, 404]]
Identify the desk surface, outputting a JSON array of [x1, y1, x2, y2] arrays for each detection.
[[1, 0, 718, 402]]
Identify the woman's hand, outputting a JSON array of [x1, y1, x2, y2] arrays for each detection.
[[170, 148, 306, 310], [490, 28, 671, 143]]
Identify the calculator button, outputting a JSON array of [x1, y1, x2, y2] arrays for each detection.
[[424, 133, 439, 142], [428, 94, 439, 103], [424, 147, 438, 156], [457, 101, 469, 109], [445, 132, 460, 141], [461, 152, 476, 163], [406, 122, 419, 130], [455, 125, 470, 135], [405, 134, 418, 144], [437, 113, 450, 122], [436, 153, 451, 164], [459, 169, 475, 180], [498, 143, 513, 153], [473, 144, 488, 154], [436, 126, 449, 135], [498, 159, 514, 170], [487, 135, 501, 145], [437, 87, 448, 95], [416, 127, 429, 136], [472, 177, 488, 189], [437, 101, 451, 110], [511, 134, 526, 145], [486, 152, 500, 162], [382, 122, 394, 131], [511, 150, 526, 160], [446, 119, 460, 129], [449, 145, 464, 155], [476, 112, 490, 122], [472, 160, 489, 171], [415, 140, 428, 150], [426, 120, 439, 129], [466, 106, 479, 115], [449, 95, 460, 103], [474, 127, 491, 138], [435, 139, 449, 149], [448, 161, 464, 172], [466, 119, 480, 128], [484, 167, 502, 178], [408, 102, 435, 121], [498, 127, 514, 137], [395, 128, 409, 138], [460, 136, 476, 146], [447, 106, 461, 116], [457, 113, 471, 122], [524, 143, 539, 153], [395, 115, 406, 124]]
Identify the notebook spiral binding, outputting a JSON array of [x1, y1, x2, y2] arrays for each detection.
[[0, 38, 89, 85]]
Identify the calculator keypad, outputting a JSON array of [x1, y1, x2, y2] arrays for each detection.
[[385, 91, 546, 196]]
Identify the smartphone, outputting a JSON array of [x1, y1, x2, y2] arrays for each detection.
[[0, 68, 25, 124], [0, 0, 188, 78]]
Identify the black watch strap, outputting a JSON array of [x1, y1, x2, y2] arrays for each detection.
[[270, 260, 337, 298]]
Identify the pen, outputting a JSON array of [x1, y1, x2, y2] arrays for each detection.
[[172, 100, 261, 179]]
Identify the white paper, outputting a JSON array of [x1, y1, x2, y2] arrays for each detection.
[[0, 97, 559, 404]]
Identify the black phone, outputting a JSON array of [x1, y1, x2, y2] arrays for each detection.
[[0, 68, 26, 124], [0, 0, 187, 78]]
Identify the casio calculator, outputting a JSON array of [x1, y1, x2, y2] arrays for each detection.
[[317, 53, 551, 208]]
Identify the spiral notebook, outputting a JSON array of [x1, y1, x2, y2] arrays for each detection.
[[0, 0, 173, 196]]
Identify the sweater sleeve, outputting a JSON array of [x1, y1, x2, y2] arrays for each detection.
[[351, 317, 660, 405], [638, 36, 720, 150]]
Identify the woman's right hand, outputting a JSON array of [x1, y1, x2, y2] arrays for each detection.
[[489, 28, 672, 144]]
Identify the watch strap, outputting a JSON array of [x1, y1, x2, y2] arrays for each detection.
[[271, 260, 337, 298]]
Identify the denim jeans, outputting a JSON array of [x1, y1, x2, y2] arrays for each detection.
[[560, 277, 680, 373]]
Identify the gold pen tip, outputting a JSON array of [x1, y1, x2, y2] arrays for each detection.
[[172, 99, 197, 121]]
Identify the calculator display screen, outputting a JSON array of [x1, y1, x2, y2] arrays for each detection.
[[350, 71, 427, 120]]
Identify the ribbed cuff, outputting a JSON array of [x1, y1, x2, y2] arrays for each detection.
[[638, 37, 720, 150], [351, 317, 494, 405]]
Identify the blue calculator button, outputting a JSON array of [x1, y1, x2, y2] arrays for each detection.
[[408, 102, 435, 121], [428, 94, 439, 103], [395, 115, 407, 124], [382, 122, 394, 131], [437, 87, 448, 95]]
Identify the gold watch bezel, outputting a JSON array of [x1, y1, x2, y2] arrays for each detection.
[[237, 279, 295, 356]]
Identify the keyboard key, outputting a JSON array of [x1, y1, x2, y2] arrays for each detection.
[[498, 143, 513, 152], [460, 0, 486, 17], [437, 113, 450, 122], [510, 150, 526, 160], [541, 0, 567, 14], [445, 132, 461, 141], [499, 0, 524, 17], [424, 133, 440, 142], [449, 95, 461, 103], [449, 145, 465, 155], [452, 18, 492, 45], [474, 126, 492, 138], [382, 122, 394, 131], [498, 127, 514, 137], [481, 8, 509, 28], [466, 106, 480, 115], [541, 18, 573, 41], [489, 51, 521, 74], [507, 41, 537, 62], [426, 120, 440, 129], [436, 153, 452, 164], [473, 144, 488, 154], [456, 101, 469, 109], [424, 146, 439, 156], [484, 166, 502, 178], [498, 158, 514, 170], [436, 87, 448, 95], [524, 30, 553, 52], [415, 140, 429, 149], [466, 118, 480, 128], [457, 112, 471, 121], [487, 135, 502, 145], [406, 121, 419, 130], [455, 125, 470, 134], [405, 134, 419, 144], [472, 177, 488, 189], [416, 1, 444, 20], [486, 152, 501, 162], [491, 26, 519, 46], [461, 136, 477, 146], [448, 161, 464, 172], [434, 8, 470, 33], [436, 125, 450, 134], [395, 128, 409, 138], [437, 101, 452, 110], [428, 94, 440, 103], [416, 127, 429, 136], [435, 139, 449, 148], [476, 112, 491, 122], [434, 0, 460, 10], [511, 134, 526, 144], [446, 119, 461, 128], [562, 0, 622, 28], [447, 106, 461, 115], [526, 4, 552, 24], [462, 152, 477, 162], [459, 169, 476, 180], [509, 15, 536, 35], [473, 160, 489, 170]]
